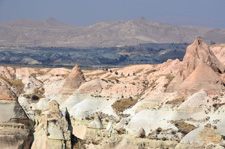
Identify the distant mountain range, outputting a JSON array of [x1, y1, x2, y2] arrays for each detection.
[[0, 17, 225, 48]]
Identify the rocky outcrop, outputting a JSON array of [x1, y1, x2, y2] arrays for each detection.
[[177, 124, 223, 148], [0, 81, 33, 149], [106, 122, 115, 134], [135, 128, 146, 138], [0, 66, 14, 79], [115, 119, 127, 134], [31, 100, 73, 149], [0, 79, 17, 102], [179, 62, 224, 95], [60, 64, 86, 97], [77, 79, 102, 95], [0, 79, 27, 122], [196, 124, 222, 147], [168, 37, 225, 95], [181, 37, 224, 79], [88, 113, 104, 129], [211, 44, 225, 65]]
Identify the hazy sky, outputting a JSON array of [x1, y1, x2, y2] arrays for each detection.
[[0, 0, 225, 28]]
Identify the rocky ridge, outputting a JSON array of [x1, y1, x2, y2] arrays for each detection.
[[1, 18, 225, 47]]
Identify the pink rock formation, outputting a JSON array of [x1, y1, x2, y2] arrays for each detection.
[[167, 37, 225, 96], [211, 44, 225, 65], [179, 62, 224, 96], [181, 37, 224, 80], [16, 67, 37, 78], [0, 78, 17, 101], [0, 66, 14, 79], [60, 64, 86, 96]]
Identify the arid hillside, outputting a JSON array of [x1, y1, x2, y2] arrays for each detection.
[[0, 18, 225, 47]]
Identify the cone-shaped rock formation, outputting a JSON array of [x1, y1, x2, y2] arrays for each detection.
[[60, 64, 86, 96], [179, 62, 224, 96], [181, 37, 224, 80], [167, 37, 225, 95]]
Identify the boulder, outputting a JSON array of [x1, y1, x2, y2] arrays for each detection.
[[135, 128, 146, 138], [114, 119, 127, 134]]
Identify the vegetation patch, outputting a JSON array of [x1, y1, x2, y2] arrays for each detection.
[[35, 68, 49, 75], [107, 75, 128, 83], [0, 76, 25, 94], [212, 103, 225, 111], [210, 44, 225, 48], [112, 98, 138, 114], [149, 80, 157, 90], [85, 71, 108, 79], [135, 69, 144, 74], [165, 97, 185, 107], [145, 69, 157, 75], [163, 74, 175, 89], [24, 87, 45, 102], [9, 79, 25, 94], [171, 120, 196, 136]]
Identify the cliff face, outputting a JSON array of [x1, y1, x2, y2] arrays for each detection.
[[0, 80, 33, 148]]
